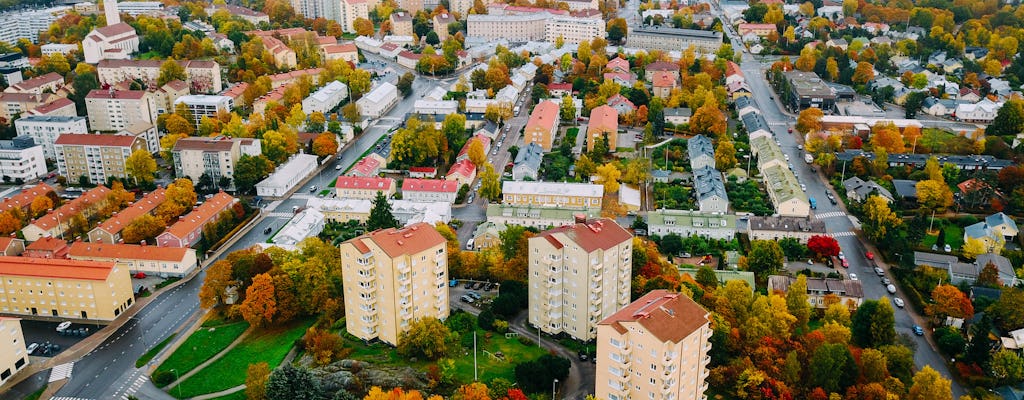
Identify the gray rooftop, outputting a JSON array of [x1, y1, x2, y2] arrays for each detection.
[[692, 166, 728, 202]]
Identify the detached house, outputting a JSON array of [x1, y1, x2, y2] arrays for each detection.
[[964, 212, 1018, 252]]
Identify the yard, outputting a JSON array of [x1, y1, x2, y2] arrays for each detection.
[[155, 319, 249, 377], [920, 220, 965, 251], [167, 319, 312, 398], [449, 330, 548, 383]]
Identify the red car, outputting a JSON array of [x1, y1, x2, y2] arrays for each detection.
[[133, 272, 147, 279], [841, 259, 849, 268], [866, 252, 874, 260]]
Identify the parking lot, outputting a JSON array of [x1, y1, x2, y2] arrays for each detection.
[[19, 319, 99, 358], [449, 279, 499, 309]]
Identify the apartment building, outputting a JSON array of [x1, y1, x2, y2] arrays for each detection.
[[96, 59, 222, 94], [596, 290, 713, 400], [172, 95, 233, 128], [0, 317, 27, 386], [586, 105, 617, 151], [0, 6, 69, 45], [767, 275, 864, 309], [4, 72, 64, 94], [0, 256, 134, 320], [69, 242, 198, 278], [334, 176, 397, 200], [390, 12, 414, 36], [0, 182, 53, 214], [0, 92, 60, 120], [467, 13, 547, 42], [433, 13, 457, 42], [625, 26, 722, 54], [40, 43, 79, 56], [746, 216, 826, 243], [84, 90, 158, 132], [523, 100, 559, 151], [302, 81, 348, 114], [761, 164, 810, 217], [646, 209, 737, 240], [0, 136, 46, 182], [544, 15, 604, 44], [156, 192, 238, 248], [502, 181, 603, 209], [529, 218, 632, 340], [356, 82, 399, 118], [204, 4, 270, 25], [54, 134, 145, 185], [87, 188, 166, 244], [14, 116, 89, 159], [341, 0, 370, 33], [339, 222, 449, 346], [120, 122, 162, 154], [401, 178, 459, 204], [171, 137, 242, 191], [21, 186, 111, 241]]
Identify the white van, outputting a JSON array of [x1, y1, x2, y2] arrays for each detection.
[[466, 238, 475, 250]]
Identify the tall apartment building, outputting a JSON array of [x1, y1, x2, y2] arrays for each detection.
[[171, 137, 242, 190], [625, 26, 722, 54], [339, 222, 449, 346], [0, 6, 69, 44], [84, 89, 158, 132], [172, 95, 233, 128], [523, 100, 559, 151], [529, 218, 632, 341], [96, 59, 223, 94], [544, 15, 603, 44], [0, 256, 135, 320], [390, 12, 414, 36], [596, 290, 712, 400], [15, 116, 90, 159], [54, 134, 145, 185], [0, 317, 28, 386], [341, 0, 370, 33], [466, 7, 601, 44], [291, 0, 342, 20], [0, 136, 46, 182], [204, 4, 270, 25]]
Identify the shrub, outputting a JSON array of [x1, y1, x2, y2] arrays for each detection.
[[478, 309, 495, 330], [494, 320, 509, 333], [517, 336, 534, 346], [152, 370, 175, 386]]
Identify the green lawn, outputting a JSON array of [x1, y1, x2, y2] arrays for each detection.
[[168, 319, 313, 398], [450, 330, 548, 383], [136, 333, 176, 367], [211, 390, 248, 400], [155, 320, 249, 377], [920, 223, 964, 251]]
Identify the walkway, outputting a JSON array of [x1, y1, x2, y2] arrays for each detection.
[[162, 328, 254, 390]]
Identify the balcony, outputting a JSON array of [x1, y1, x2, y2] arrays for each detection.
[[703, 355, 711, 365], [591, 274, 602, 283], [358, 284, 376, 294], [544, 279, 561, 288], [361, 326, 377, 336], [703, 342, 712, 352], [590, 306, 602, 318], [590, 294, 602, 305], [357, 273, 375, 283], [360, 315, 378, 324], [434, 263, 445, 274], [592, 262, 603, 271], [663, 353, 676, 366], [397, 263, 410, 274], [359, 296, 377, 306]]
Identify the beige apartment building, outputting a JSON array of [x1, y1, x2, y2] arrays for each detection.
[[529, 218, 632, 341], [0, 256, 135, 321], [84, 89, 158, 132], [171, 137, 242, 190], [502, 181, 603, 209], [334, 176, 397, 200], [54, 134, 146, 185], [96, 59, 223, 94], [339, 222, 449, 346], [69, 242, 199, 278], [389, 12, 414, 36], [0, 317, 28, 386], [341, 0, 369, 33], [523, 100, 559, 151], [596, 290, 713, 400]]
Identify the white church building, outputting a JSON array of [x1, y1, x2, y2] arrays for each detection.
[[82, 0, 139, 63]]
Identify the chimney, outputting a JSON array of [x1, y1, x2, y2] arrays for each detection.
[[104, 0, 121, 26], [140, 240, 146, 246], [574, 214, 586, 224]]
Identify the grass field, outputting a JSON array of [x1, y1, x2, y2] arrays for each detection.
[[450, 330, 548, 383], [155, 320, 249, 377], [168, 319, 313, 398], [921, 222, 964, 251], [136, 333, 176, 367]]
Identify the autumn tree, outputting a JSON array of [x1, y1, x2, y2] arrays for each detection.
[[122, 214, 165, 244], [907, 366, 952, 400], [748, 240, 784, 280], [786, 275, 811, 331], [863, 195, 901, 242], [353, 18, 374, 36], [961, 236, 989, 259], [397, 317, 454, 360], [0, 211, 20, 235], [852, 61, 876, 84], [199, 260, 233, 309], [341, 102, 361, 124], [30, 195, 53, 219], [807, 235, 840, 258], [367, 191, 398, 231], [715, 140, 737, 169], [595, 163, 621, 193], [796, 107, 824, 134], [237, 273, 277, 328], [245, 362, 271, 400], [976, 261, 1003, 287], [871, 122, 905, 153], [559, 95, 575, 122], [125, 149, 157, 185], [992, 349, 1024, 385], [916, 179, 953, 213], [689, 101, 726, 137], [454, 382, 492, 400], [312, 132, 339, 157], [926, 284, 974, 321], [164, 114, 194, 136], [302, 327, 347, 366], [467, 139, 486, 168], [234, 155, 273, 195], [158, 59, 187, 86], [155, 178, 198, 223], [478, 163, 501, 201], [810, 343, 858, 393]]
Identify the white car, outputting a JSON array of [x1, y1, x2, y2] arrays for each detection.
[[893, 297, 905, 308], [886, 284, 897, 294], [837, 251, 845, 260], [849, 273, 858, 281], [797, 144, 804, 150]]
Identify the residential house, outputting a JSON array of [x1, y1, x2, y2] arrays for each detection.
[[964, 212, 1018, 252], [401, 178, 459, 203], [349, 153, 386, 177], [0, 238, 25, 256], [87, 188, 166, 244], [485, 203, 599, 229], [646, 209, 737, 240], [606, 57, 629, 73], [746, 216, 826, 243], [356, 82, 399, 119], [156, 192, 238, 248], [955, 98, 1002, 123], [913, 251, 1018, 287], [761, 164, 810, 217], [471, 221, 505, 250], [652, 72, 678, 99], [692, 166, 728, 213], [523, 101, 560, 151], [768, 275, 864, 308], [69, 242, 198, 278], [607, 94, 635, 115], [446, 159, 477, 187], [321, 43, 359, 63], [513, 142, 544, 181], [644, 61, 680, 82], [664, 108, 692, 125], [586, 105, 617, 152], [687, 134, 714, 171], [23, 237, 69, 259], [408, 167, 437, 178], [842, 176, 894, 203]]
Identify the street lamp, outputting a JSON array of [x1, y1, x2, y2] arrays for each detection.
[[552, 378, 559, 400], [743, 154, 751, 177]]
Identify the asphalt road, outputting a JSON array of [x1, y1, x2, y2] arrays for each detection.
[[715, 7, 965, 397]]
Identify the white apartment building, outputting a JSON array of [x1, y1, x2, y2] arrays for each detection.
[[467, 13, 547, 42], [302, 81, 349, 115], [115, 1, 165, 15], [0, 137, 46, 182], [596, 290, 712, 400], [171, 137, 243, 190], [96, 59, 223, 94], [544, 15, 603, 44], [0, 317, 28, 387], [120, 122, 161, 154], [414, 100, 458, 115], [173, 95, 233, 128], [339, 223, 449, 346], [256, 154, 319, 197], [14, 116, 89, 159], [0, 6, 69, 45], [529, 218, 632, 341], [84, 89, 158, 132], [357, 82, 399, 119]]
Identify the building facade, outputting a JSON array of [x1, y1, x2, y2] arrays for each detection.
[[339, 223, 449, 346], [87, 188, 166, 244], [529, 218, 632, 341], [502, 181, 603, 209], [171, 137, 242, 190], [402, 179, 459, 203], [524, 101, 559, 151], [334, 176, 397, 199], [54, 134, 145, 185], [69, 242, 198, 278], [0, 317, 28, 386], [0, 256, 134, 321], [15, 116, 90, 159], [172, 95, 233, 128], [84, 90, 158, 132], [156, 192, 238, 248], [96, 59, 222, 94], [646, 209, 737, 240], [625, 26, 722, 54], [0, 136, 46, 182], [587, 105, 618, 151], [356, 82, 399, 118]]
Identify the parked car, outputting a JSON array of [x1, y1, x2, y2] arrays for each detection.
[[866, 251, 874, 260], [460, 295, 474, 303], [133, 272, 147, 279], [882, 278, 892, 285], [309, 185, 318, 192], [26, 342, 39, 355], [849, 273, 858, 281], [56, 321, 72, 332], [474, 282, 486, 290], [483, 282, 494, 291], [893, 298, 905, 308], [886, 284, 897, 294], [467, 291, 482, 300], [874, 267, 884, 276], [841, 259, 849, 268], [829, 197, 838, 205], [464, 281, 474, 289], [264, 226, 273, 235], [449, 279, 459, 287], [913, 325, 924, 336], [335, 165, 343, 170], [944, 244, 952, 252], [838, 251, 845, 260]]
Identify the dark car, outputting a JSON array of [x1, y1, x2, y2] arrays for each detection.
[[829, 197, 838, 205], [474, 282, 486, 290], [483, 282, 494, 291], [464, 281, 474, 289], [264, 226, 273, 235]]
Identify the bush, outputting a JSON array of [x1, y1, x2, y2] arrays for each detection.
[[478, 309, 495, 330], [152, 370, 176, 386], [935, 327, 966, 356], [517, 336, 534, 346], [494, 320, 509, 333]]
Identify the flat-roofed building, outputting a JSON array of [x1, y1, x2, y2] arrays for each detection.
[[87, 188, 166, 244], [625, 26, 722, 54], [171, 137, 243, 191], [529, 218, 632, 340], [54, 134, 145, 185], [0, 136, 46, 182], [334, 176, 397, 199], [783, 71, 836, 111], [0, 317, 28, 386], [156, 192, 238, 248], [486, 203, 599, 229], [586, 105, 617, 151], [256, 154, 319, 198], [746, 216, 826, 243], [0, 256, 134, 320], [502, 181, 603, 209], [69, 242, 197, 278], [646, 209, 737, 240], [302, 81, 348, 115], [544, 15, 603, 44], [596, 290, 712, 400], [173, 95, 233, 128], [339, 222, 449, 345], [524, 100, 559, 151]]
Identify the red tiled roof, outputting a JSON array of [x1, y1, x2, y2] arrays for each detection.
[[8, 72, 63, 91], [653, 72, 677, 88], [402, 178, 459, 193], [334, 176, 395, 191], [29, 186, 111, 232], [598, 289, 710, 342], [607, 94, 635, 110], [409, 167, 437, 173], [603, 72, 633, 83], [587, 105, 617, 133], [536, 218, 631, 253], [92, 188, 166, 236], [548, 83, 573, 92], [606, 57, 629, 71], [398, 50, 422, 60], [646, 61, 679, 72], [70, 242, 191, 262], [0, 237, 21, 250], [220, 83, 250, 100], [55, 133, 139, 147], [29, 98, 75, 115], [725, 61, 743, 78], [85, 89, 146, 100], [323, 43, 357, 54], [458, 134, 491, 158], [0, 183, 54, 213], [25, 237, 67, 253], [0, 255, 116, 281], [352, 222, 445, 258], [526, 101, 559, 132], [447, 159, 477, 178], [380, 43, 399, 51], [351, 155, 382, 176], [161, 192, 236, 240]]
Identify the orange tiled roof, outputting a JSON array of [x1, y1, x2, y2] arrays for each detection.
[[0, 255, 115, 280]]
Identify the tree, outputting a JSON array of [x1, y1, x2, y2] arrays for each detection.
[[0, 211, 21, 235], [559, 95, 575, 122], [852, 61, 875, 84], [425, 31, 440, 45], [695, 265, 718, 289], [595, 163, 621, 193], [810, 343, 858, 393], [907, 366, 952, 400], [468, 139, 486, 167], [514, 354, 570, 393], [29, 195, 53, 219], [199, 260, 232, 309], [786, 275, 811, 331], [986, 99, 1024, 137], [348, 69, 372, 100], [689, 102, 726, 137], [747, 240, 784, 280], [234, 155, 273, 195], [265, 364, 322, 400], [353, 18, 374, 36], [398, 317, 453, 360], [871, 122, 904, 153], [122, 214, 165, 244], [807, 235, 840, 258], [861, 348, 890, 383], [303, 327, 346, 366], [992, 349, 1024, 384], [863, 195, 901, 242], [312, 133, 338, 157], [607, 18, 628, 42], [307, 112, 326, 133], [851, 299, 895, 348], [478, 163, 501, 201], [367, 191, 398, 231], [715, 140, 737, 169], [796, 107, 824, 134], [976, 261, 1003, 287], [237, 273, 277, 328], [397, 72, 415, 97], [125, 149, 157, 185], [454, 382, 491, 400], [245, 362, 271, 400], [927, 284, 974, 321], [961, 236, 989, 259], [158, 59, 186, 86], [904, 91, 928, 118], [916, 179, 953, 212]]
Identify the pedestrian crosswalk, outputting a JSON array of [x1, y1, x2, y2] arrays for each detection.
[[830, 231, 857, 238], [49, 362, 74, 382], [122, 375, 148, 399], [49, 397, 90, 400], [814, 211, 847, 220]]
